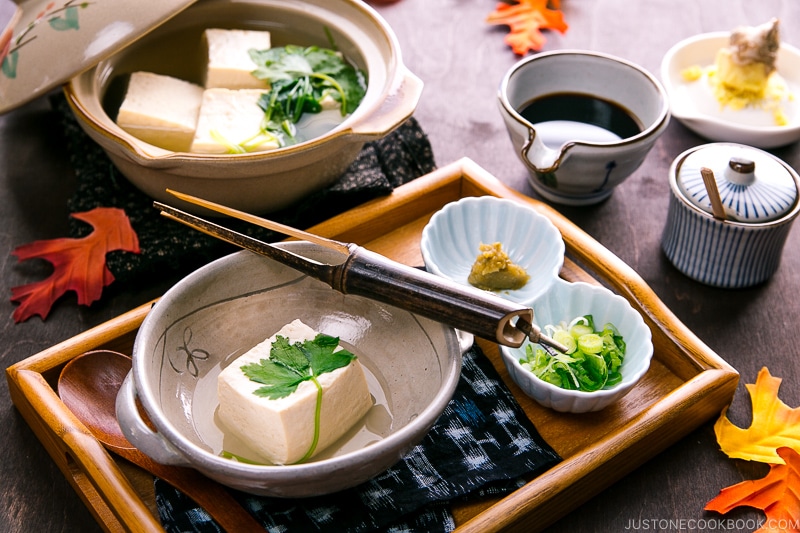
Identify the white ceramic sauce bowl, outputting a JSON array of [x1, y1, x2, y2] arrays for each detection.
[[65, 0, 422, 215], [500, 279, 653, 413], [661, 32, 800, 149], [420, 196, 565, 305], [498, 50, 670, 206], [116, 243, 465, 497]]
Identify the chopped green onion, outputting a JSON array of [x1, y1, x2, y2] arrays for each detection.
[[520, 314, 626, 392], [577, 333, 603, 354]]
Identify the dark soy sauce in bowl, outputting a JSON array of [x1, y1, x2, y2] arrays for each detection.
[[519, 92, 643, 149]]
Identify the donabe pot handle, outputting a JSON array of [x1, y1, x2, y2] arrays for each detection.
[[348, 67, 423, 137], [116, 372, 187, 466]]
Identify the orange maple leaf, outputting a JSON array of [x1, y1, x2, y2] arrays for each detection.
[[10, 207, 140, 322], [705, 447, 800, 533], [486, 0, 568, 56], [715, 367, 800, 465]]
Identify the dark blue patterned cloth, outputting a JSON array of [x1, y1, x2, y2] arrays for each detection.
[[154, 344, 561, 532]]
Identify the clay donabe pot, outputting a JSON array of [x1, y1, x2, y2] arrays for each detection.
[[64, 0, 422, 215]]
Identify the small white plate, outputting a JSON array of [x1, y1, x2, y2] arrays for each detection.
[[661, 31, 800, 149]]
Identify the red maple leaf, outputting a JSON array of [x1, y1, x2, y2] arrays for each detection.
[[486, 0, 568, 56], [705, 446, 800, 532], [10, 207, 140, 322]]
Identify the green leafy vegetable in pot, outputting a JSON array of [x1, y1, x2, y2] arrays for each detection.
[[249, 44, 367, 146]]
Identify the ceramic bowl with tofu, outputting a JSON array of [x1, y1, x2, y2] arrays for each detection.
[[116, 243, 466, 497], [64, 0, 422, 215]]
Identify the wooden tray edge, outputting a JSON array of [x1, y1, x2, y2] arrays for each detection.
[[5, 158, 740, 533], [6, 302, 163, 532]]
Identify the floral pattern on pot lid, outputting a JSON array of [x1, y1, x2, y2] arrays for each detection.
[[0, 0, 195, 114], [675, 143, 799, 223]]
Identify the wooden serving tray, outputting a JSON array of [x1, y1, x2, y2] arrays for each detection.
[[6, 158, 739, 532]]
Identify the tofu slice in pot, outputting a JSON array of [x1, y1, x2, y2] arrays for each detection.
[[116, 72, 204, 152]]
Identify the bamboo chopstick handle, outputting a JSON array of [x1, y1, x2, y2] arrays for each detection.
[[335, 247, 533, 348]]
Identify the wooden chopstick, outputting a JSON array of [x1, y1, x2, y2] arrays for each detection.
[[166, 189, 352, 257], [700, 167, 727, 220]]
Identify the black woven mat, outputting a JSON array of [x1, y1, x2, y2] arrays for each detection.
[[53, 93, 437, 284]]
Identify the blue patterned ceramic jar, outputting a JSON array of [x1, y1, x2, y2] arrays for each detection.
[[662, 143, 800, 288]]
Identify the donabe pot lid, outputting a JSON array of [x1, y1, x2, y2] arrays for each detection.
[[674, 142, 799, 223], [0, 0, 196, 114]]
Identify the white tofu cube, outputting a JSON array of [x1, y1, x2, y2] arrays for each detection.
[[190, 88, 280, 154], [217, 320, 373, 465], [204, 28, 271, 89], [116, 72, 204, 152]]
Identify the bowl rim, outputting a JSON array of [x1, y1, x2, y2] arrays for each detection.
[[129, 245, 464, 478], [497, 48, 671, 149]]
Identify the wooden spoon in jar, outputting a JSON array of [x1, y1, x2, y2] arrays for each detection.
[[700, 167, 728, 220], [57, 350, 264, 532]]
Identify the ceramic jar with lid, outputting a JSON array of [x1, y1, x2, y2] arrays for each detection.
[[662, 143, 800, 288]]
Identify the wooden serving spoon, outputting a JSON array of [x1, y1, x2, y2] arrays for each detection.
[[57, 350, 264, 532]]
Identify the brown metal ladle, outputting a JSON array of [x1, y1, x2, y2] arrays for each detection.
[[57, 350, 264, 532]]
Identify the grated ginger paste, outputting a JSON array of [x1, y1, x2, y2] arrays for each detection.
[[467, 242, 530, 291]]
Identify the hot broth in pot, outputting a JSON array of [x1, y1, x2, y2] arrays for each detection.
[[100, 21, 367, 151]]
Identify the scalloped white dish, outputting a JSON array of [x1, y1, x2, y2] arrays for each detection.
[[500, 279, 653, 413], [661, 31, 800, 149], [420, 196, 565, 305]]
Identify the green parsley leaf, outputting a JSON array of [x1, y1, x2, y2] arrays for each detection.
[[270, 335, 312, 374], [305, 333, 355, 375], [239, 358, 306, 400], [240, 333, 355, 400]]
